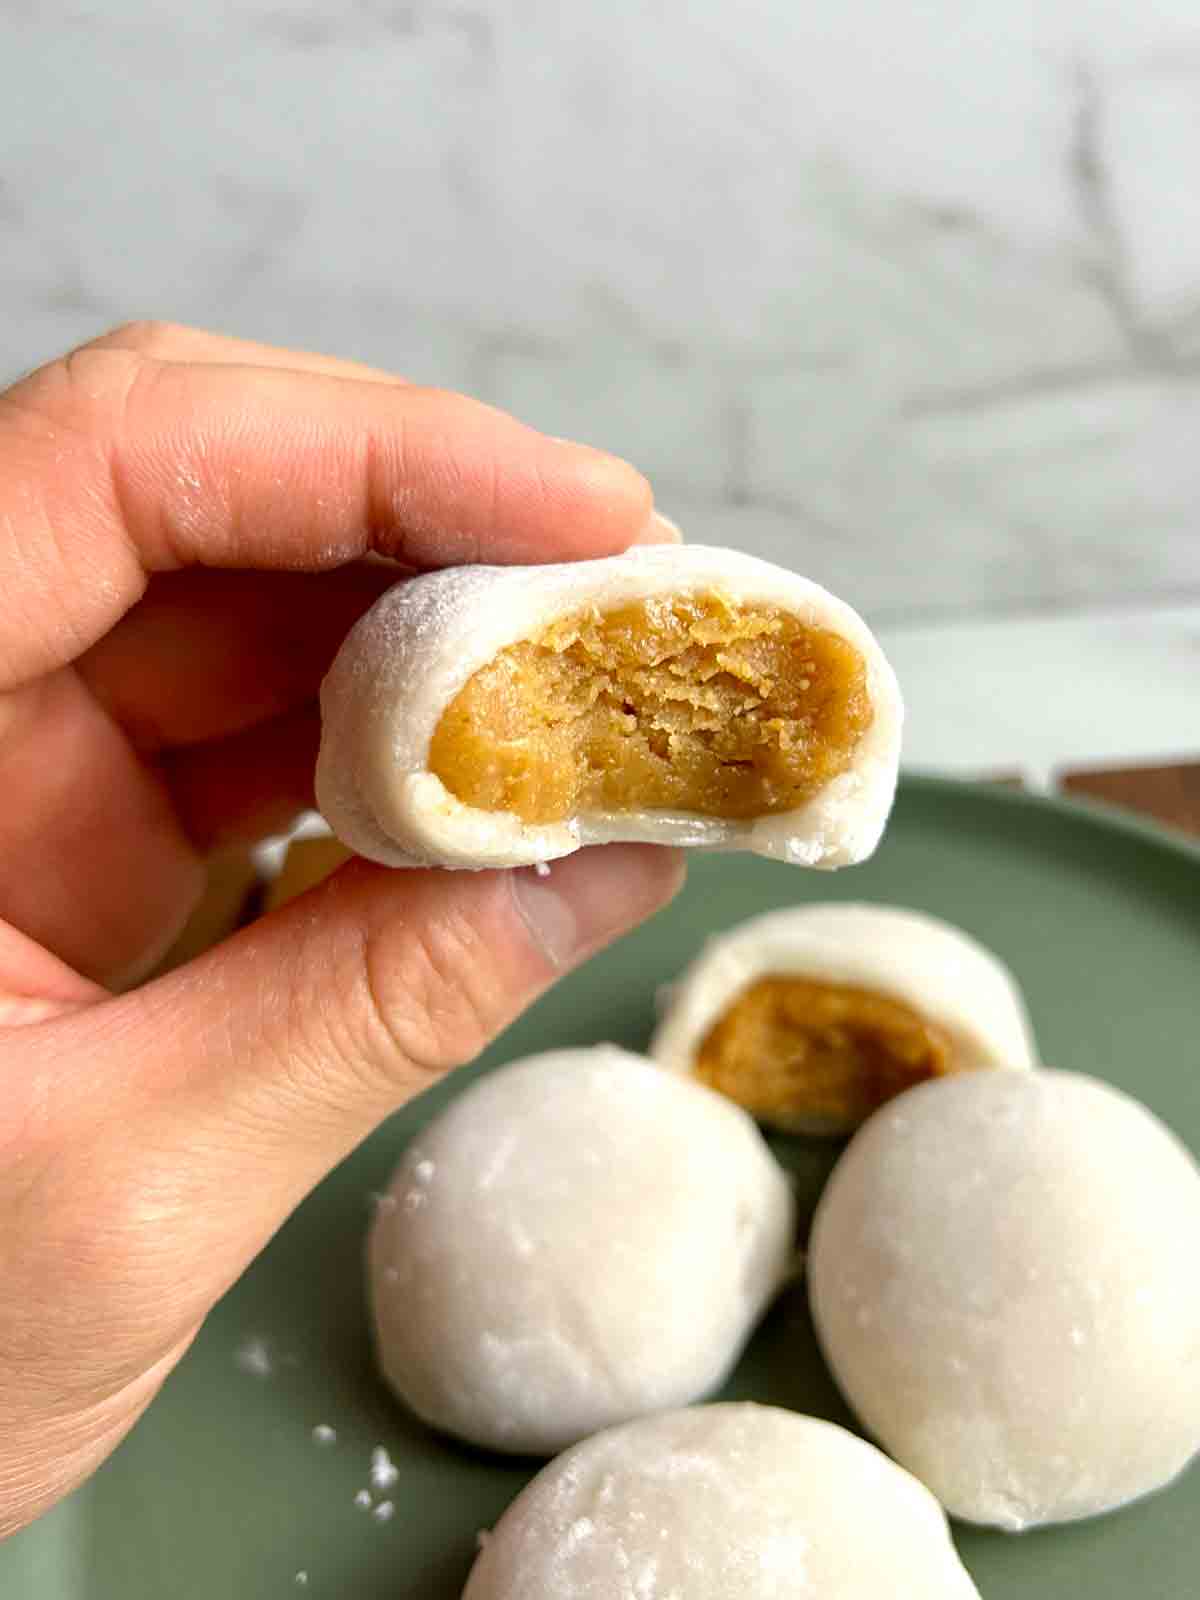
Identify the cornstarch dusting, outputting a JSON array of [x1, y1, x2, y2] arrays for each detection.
[[234, 1337, 273, 1378], [370, 1446, 399, 1489]]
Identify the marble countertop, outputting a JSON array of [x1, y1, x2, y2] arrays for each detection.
[[3, 5, 1199, 826], [879, 600, 1200, 788], [2, 0, 1198, 625]]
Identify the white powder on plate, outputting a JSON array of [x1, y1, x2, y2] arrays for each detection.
[[234, 1338, 273, 1378], [370, 1446, 399, 1489]]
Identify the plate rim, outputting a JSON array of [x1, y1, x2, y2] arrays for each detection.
[[896, 770, 1200, 865]]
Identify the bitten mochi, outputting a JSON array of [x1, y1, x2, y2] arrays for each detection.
[[317, 545, 901, 869], [651, 904, 1036, 1135], [368, 1048, 796, 1455]]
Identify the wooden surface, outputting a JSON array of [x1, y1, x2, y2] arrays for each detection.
[[1059, 762, 1200, 840]]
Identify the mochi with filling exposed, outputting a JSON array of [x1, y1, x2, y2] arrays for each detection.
[[462, 1404, 982, 1599], [808, 1069, 1200, 1529], [368, 1048, 795, 1456], [651, 903, 1036, 1135], [316, 545, 902, 869]]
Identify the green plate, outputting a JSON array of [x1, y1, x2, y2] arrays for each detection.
[[5, 778, 1199, 1597]]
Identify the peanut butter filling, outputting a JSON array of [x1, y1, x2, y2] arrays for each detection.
[[695, 977, 955, 1130], [428, 592, 872, 824]]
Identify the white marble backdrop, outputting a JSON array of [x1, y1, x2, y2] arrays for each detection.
[[2, 0, 1199, 621]]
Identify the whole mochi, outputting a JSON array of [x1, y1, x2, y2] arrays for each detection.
[[808, 1068, 1200, 1530], [461, 1404, 982, 1599], [368, 1048, 796, 1455]]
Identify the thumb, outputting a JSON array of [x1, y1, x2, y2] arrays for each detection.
[[45, 844, 684, 1323]]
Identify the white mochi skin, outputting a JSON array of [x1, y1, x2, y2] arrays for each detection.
[[316, 544, 902, 869], [808, 1069, 1200, 1530], [651, 903, 1037, 1134], [462, 1404, 982, 1599], [368, 1048, 796, 1456]]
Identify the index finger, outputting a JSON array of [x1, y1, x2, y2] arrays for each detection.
[[0, 338, 654, 690], [84, 319, 413, 385]]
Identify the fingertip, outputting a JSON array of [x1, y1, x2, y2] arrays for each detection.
[[550, 442, 655, 555], [632, 510, 684, 546]]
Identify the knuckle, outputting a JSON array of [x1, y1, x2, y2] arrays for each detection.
[[4, 323, 194, 434], [59, 344, 143, 399], [5, 344, 141, 435], [352, 900, 505, 1095], [88, 319, 189, 359]]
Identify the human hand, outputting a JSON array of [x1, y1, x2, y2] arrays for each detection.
[[0, 323, 684, 1537]]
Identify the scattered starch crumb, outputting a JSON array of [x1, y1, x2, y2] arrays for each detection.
[[234, 1337, 273, 1378], [369, 1191, 398, 1214], [534, 860, 551, 878], [311, 1424, 337, 1446], [373, 1500, 395, 1522], [294, 1573, 308, 1588], [564, 1516, 595, 1552], [370, 1446, 399, 1489], [354, 1489, 373, 1509]]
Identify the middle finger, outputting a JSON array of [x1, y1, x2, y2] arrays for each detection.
[[76, 563, 400, 751]]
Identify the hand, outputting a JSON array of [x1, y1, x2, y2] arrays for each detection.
[[0, 323, 684, 1538]]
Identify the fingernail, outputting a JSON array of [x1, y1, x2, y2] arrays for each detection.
[[510, 845, 686, 970], [633, 510, 684, 546]]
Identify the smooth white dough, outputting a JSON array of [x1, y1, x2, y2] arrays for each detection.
[[315, 544, 902, 869], [650, 904, 1037, 1133], [808, 1069, 1200, 1530], [368, 1048, 796, 1456], [462, 1404, 982, 1599]]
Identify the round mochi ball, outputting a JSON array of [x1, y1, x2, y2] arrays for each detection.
[[808, 1069, 1200, 1530], [368, 1047, 796, 1455], [462, 1404, 982, 1600]]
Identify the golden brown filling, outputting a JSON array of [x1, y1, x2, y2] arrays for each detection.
[[428, 592, 872, 824], [695, 977, 955, 1130]]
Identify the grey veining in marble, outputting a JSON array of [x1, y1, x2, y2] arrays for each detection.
[[1, 1, 1198, 621]]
